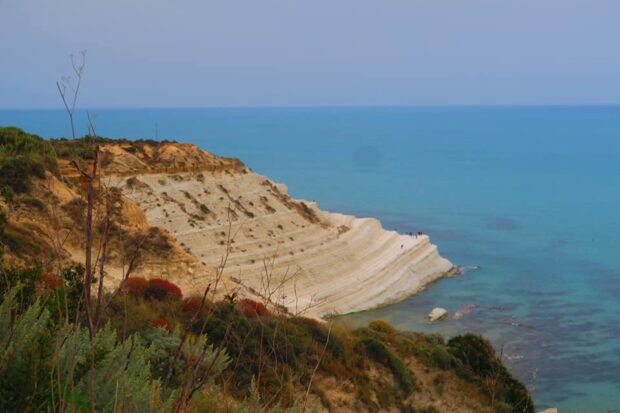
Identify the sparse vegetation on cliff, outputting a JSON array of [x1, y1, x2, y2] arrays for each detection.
[[0, 127, 56, 193], [0, 263, 534, 412]]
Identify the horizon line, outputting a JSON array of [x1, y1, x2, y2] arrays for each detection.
[[1, 102, 620, 111]]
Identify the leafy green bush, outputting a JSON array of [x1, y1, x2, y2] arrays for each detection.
[[0, 127, 56, 193], [0, 265, 42, 308], [356, 337, 414, 393], [368, 319, 396, 334], [448, 334, 534, 413], [0, 127, 51, 155], [295, 317, 346, 362], [448, 334, 497, 377], [0, 284, 229, 412], [0, 158, 39, 193]]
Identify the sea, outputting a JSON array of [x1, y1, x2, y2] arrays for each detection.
[[1, 106, 619, 412]]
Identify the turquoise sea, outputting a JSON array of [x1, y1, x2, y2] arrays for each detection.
[[1, 106, 620, 412]]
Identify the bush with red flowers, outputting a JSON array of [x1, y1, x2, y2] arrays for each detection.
[[238, 298, 270, 317], [39, 273, 64, 289], [181, 297, 205, 316], [123, 277, 149, 298], [152, 318, 171, 331], [146, 278, 183, 301]]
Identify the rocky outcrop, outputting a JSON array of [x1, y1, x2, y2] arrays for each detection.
[[428, 307, 449, 322], [100, 142, 454, 318]]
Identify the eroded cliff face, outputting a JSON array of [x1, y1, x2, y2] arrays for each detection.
[[94, 141, 454, 317], [2, 138, 453, 317], [1, 171, 218, 294]]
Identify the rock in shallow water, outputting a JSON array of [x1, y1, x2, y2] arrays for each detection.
[[537, 409, 558, 413], [428, 307, 448, 322]]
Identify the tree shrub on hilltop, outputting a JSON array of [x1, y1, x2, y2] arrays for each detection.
[[147, 278, 183, 300], [124, 276, 149, 298], [238, 298, 270, 317]]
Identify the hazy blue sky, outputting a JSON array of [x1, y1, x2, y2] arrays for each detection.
[[1, 0, 619, 108]]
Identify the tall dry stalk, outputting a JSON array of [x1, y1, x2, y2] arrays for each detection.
[[56, 50, 86, 139]]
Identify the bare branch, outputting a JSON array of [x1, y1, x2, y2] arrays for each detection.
[[56, 50, 86, 138]]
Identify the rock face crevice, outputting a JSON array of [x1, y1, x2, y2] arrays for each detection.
[[107, 150, 454, 317]]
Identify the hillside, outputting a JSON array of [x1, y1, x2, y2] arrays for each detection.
[[1, 127, 453, 317], [0, 127, 534, 413]]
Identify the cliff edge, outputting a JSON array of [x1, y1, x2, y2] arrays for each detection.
[[97, 140, 455, 317]]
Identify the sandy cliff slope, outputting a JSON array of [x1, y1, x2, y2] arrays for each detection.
[[99, 142, 454, 317]]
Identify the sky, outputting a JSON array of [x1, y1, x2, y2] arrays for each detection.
[[1, 0, 619, 108]]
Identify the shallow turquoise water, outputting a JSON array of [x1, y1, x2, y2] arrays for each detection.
[[2, 106, 620, 412]]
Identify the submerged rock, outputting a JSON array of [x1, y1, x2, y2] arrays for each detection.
[[456, 265, 480, 275], [537, 409, 558, 413], [428, 307, 448, 322]]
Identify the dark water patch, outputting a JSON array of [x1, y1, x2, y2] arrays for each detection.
[[351, 144, 384, 173], [480, 303, 518, 312], [514, 287, 572, 297], [542, 238, 570, 252], [430, 227, 480, 242], [341, 208, 440, 227], [388, 220, 480, 244], [487, 216, 521, 231], [577, 259, 620, 299], [530, 298, 567, 307], [601, 324, 620, 337]]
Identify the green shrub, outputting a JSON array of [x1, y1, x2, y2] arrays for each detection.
[[0, 127, 50, 155], [448, 334, 534, 413], [356, 337, 414, 393], [294, 317, 346, 361], [0, 186, 14, 203], [388, 351, 415, 393], [429, 346, 453, 369], [368, 319, 396, 335], [357, 336, 390, 362], [0, 158, 38, 193], [0, 265, 42, 308], [0, 284, 229, 413], [448, 334, 497, 378], [0, 127, 56, 193]]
